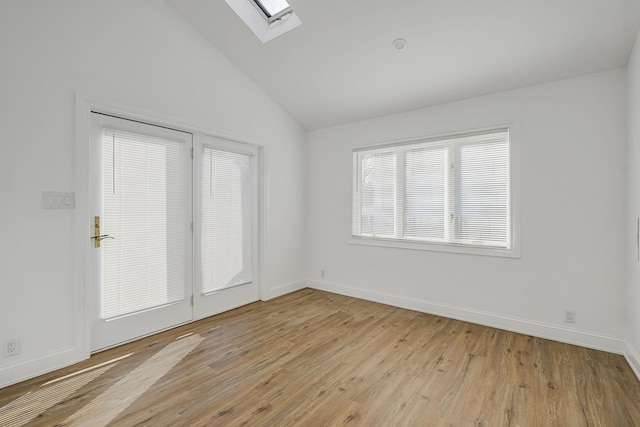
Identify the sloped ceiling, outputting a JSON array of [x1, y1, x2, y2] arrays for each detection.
[[168, 0, 640, 130]]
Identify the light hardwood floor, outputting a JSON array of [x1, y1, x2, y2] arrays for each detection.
[[1, 289, 639, 426]]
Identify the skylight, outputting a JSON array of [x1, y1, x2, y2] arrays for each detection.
[[225, 0, 301, 43], [254, 0, 292, 22]]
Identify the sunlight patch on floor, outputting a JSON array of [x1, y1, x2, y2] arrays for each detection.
[[0, 359, 121, 427], [63, 334, 204, 426]]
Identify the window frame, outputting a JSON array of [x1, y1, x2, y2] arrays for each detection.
[[350, 126, 520, 258]]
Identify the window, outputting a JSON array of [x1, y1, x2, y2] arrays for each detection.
[[201, 147, 254, 293], [253, 0, 292, 22], [352, 128, 513, 255], [102, 127, 188, 320], [225, 0, 301, 43]]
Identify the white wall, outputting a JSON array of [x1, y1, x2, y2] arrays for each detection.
[[0, 0, 306, 386], [307, 69, 628, 352], [627, 29, 640, 377]]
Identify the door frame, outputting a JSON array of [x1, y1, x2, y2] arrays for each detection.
[[74, 94, 266, 360]]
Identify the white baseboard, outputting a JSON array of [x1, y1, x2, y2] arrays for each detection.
[[0, 347, 78, 389], [625, 341, 640, 382], [262, 280, 307, 301], [307, 279, 626, 355]]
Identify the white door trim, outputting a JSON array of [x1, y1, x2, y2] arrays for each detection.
[[74, 93, 266, 361]]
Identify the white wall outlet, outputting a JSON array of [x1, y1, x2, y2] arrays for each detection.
[[3, 337, 20, 357], [564, 309, 576, 323], [320, 269, 325, 279]]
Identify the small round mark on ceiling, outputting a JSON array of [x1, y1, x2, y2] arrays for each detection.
[[392, 38, 407, 50]]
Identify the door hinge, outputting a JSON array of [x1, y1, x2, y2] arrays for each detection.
[[191, 147, 194, 159], [191, 295, 194, 306], [190, 221, 194, 233]]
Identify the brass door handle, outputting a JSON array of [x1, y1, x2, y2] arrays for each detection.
[[93, 216, 115, 248], [92, 234, 115, 241]]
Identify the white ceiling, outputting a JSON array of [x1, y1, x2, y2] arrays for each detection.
[[168, 0, 640, 130]]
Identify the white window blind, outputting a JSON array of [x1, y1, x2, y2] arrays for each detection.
[[353, 129, 510, 250], [455, 140, 509, 246], [359, 152, 396, 237], [202, 147, 253, 293], [102, 129, 187, 319], [404, 147, 448, 241]]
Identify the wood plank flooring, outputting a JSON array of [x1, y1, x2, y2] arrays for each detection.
[[1, 289, 639, 426]]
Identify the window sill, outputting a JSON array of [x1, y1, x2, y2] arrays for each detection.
[[348, 236, 520, 259]]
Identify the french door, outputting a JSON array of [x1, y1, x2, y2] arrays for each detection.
[[90, 113, 259, 351], [193, 135, 259, 320], [90, 113, 194, 351]]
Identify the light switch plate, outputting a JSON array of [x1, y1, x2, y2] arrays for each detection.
[[42, 191, 75, 209]]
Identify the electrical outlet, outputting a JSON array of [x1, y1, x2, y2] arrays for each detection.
[[564, 310, 576, 324], [320, 269, 325, 279], [3, 338, 20, 357]]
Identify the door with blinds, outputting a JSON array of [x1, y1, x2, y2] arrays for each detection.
[[90, 113, 193, 351], [193, 135, 258, 320]]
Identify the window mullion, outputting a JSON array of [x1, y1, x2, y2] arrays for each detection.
[[445, 144, 455, 243]]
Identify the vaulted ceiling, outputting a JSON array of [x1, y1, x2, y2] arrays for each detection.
[[168, 0, 640, 130]]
